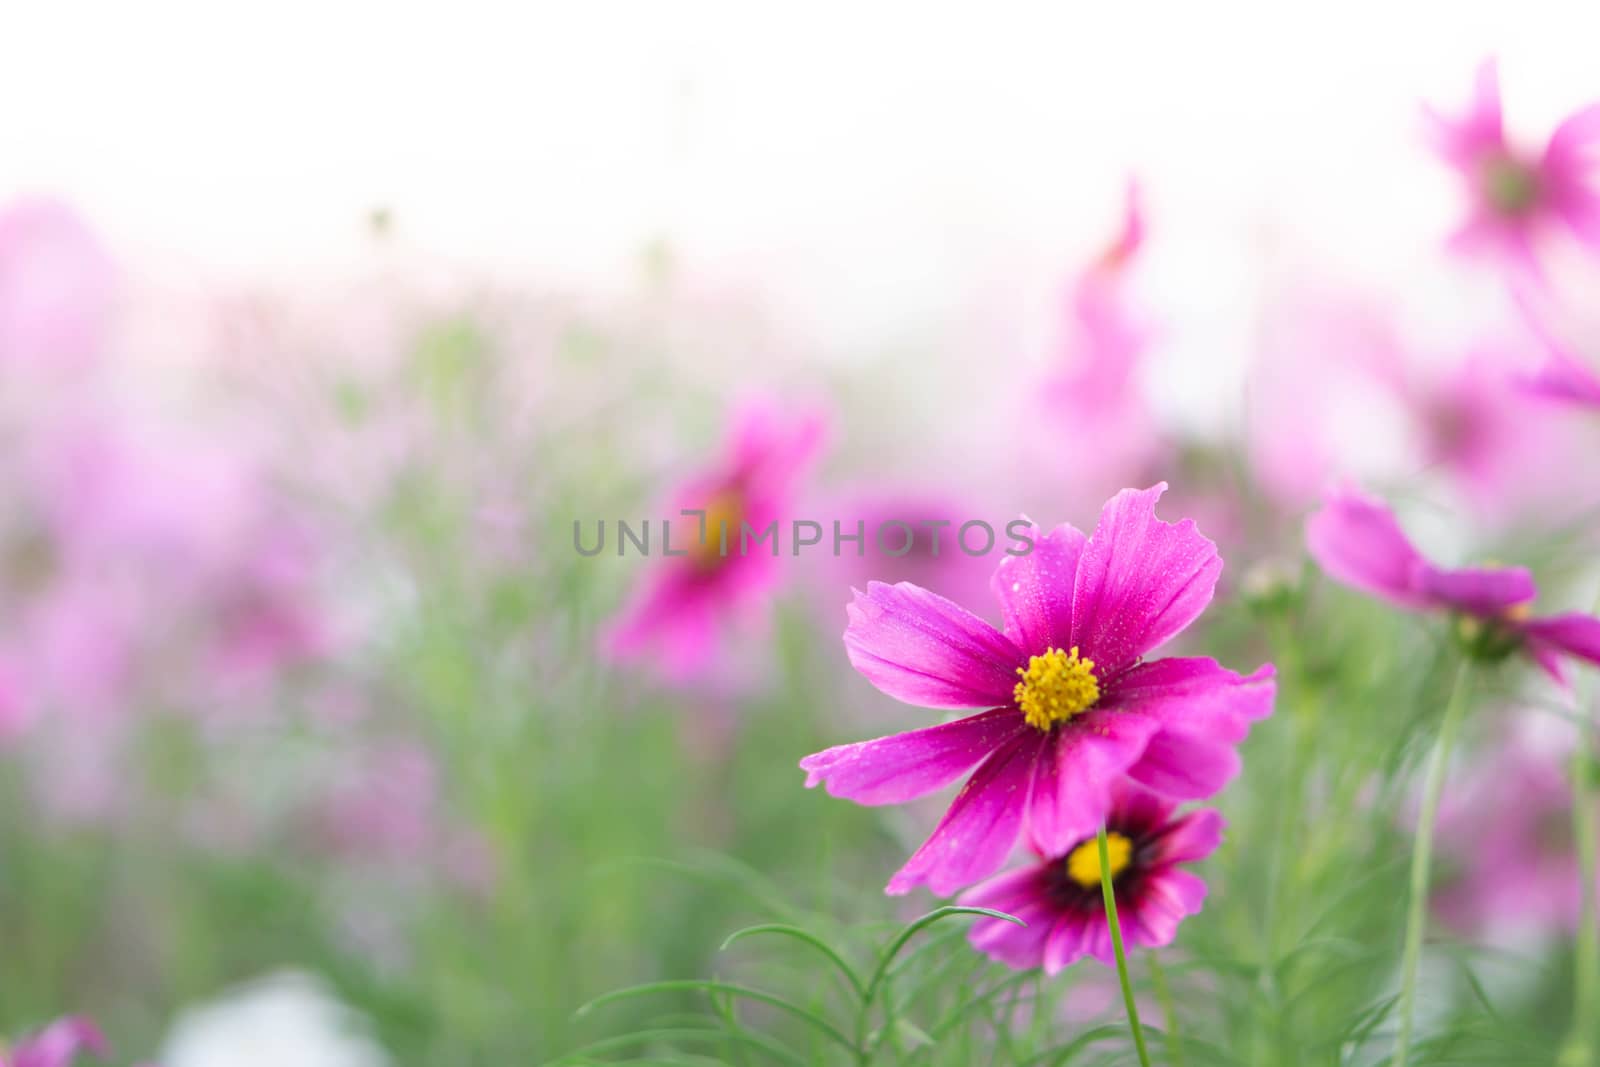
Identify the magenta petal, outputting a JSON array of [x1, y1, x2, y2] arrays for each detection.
[[1126, 730, 1241, 802], [1524, 351, 1600, 408], [1306, 485, 1536, 615], [1523, 613, 1600, 670], [990, 521, 1088, 655], [1069, 484, 1222, 674], [798, 708, 1026, 805], [1128, 869, 1208, 949], [1306, 485, 1434, 609], [1415, 563, 1537, 617], [1042, 910, 1093, 974], [886, 729, 1045, 896], [845, 581, 1023, 710], [961, 867, 1055, 968], [1026, 709, 1160, 857], [1544, 102, 1600, 170], [1153, 808, 1226, 865], [1102, 658, 1276, 743], [13, 1016, 110, 1067]]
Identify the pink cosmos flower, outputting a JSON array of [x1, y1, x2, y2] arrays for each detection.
[[602, 399, 827, 681], [1425, 59, 1600, 275], [1434, 727, 1592, 938], [807, 487, 997, 615], [961, 783, 1221, 972], [1305, 484, 1600, 683], [1, 1017, 109, 1067], [1030, 181, 1167, 508], [801, 484, 1275, 896]]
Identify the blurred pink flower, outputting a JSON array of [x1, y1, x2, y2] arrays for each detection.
[[1245, 284, 1407, 509], [1435, 732, 1593, 937], [1425, 59, 1600, 276], [0, 198, 113, 373], [1524, 344, 1600, 408], [1306, 484, 1600, 683], [802, 485, 1273, 896], [312, 739, 496, 895], [2, 419, 332, 736], [961, 783, 1220, 971], [1385, 347, 1592, 519], [805, 487, 996, 617], [602, 398, 827, 681], [1029, 181, 1167, 507], [1, 1016, 109, 1067]]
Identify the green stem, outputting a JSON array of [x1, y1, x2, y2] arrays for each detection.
[[1564, 731, 1599, 1067], [1393, 661, 1472, 1067], [1099, 824, 1153, 1067]]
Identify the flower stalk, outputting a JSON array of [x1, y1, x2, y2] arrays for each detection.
[[1393, 661, 1473, 1067], [1099, 823, 1153, 1067]]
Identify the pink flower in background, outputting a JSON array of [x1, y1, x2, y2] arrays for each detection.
[[1516, 299, 1600, 410], [1425, 58, 1600, 275], [1030, 181, 1167, 505], [603, 398, 827, 681], [1435, 730, 1593, 937], [962, 784, 1221, 971], [0, 1016, 109, 1067], [1306, 484, 1600, 682], [1524, 345, 1600, 408], [1245, 284, 1410, 509], [0, 198, 113, 373], [807, 487, 996, 615], [1383, 347, 1593, 519], [802, 484, 1274, 896]]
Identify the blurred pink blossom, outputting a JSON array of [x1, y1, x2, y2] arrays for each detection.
[[602, 397, 828, 682], [1425, 58, 1600, 277], [1436, 728, 1594, 938], [1, 1016, 110, 1067], [1026, 180, 1168, 510]]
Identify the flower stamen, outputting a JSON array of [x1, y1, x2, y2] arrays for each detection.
[[1014, 646, 1100, 731], [1066, 831, 1132, 888]]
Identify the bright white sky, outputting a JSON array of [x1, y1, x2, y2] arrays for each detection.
[[4, 1, 1599, 385]]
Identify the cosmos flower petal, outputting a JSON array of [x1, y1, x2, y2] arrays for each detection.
[[1101, 657, 1276, 742], [1415, 564, 1537, 616], [845, 581, 1024, 710], [990, 521, 1088, 656], [1152, 809, 1226, 865], [1129, 869, 1209, 948], [1544, 102, 1600, 169], [1522, 613, 1600, 669], [10, 1016, 110, 1067], [798, 708, 1027, 805], [1069, 483, 1222, 674], [1524, 349, 1600, 408], [1042, 911, 1094, 975], [886, 728, 1045, 896], [1025, 709, 1160, 857], [961, 867, 1057, 966], [1423, 58, 1505, 167], [1306, 485, 1435, 608], [1307, 484, 1535, 614], [1125, 730, 1241, 801]]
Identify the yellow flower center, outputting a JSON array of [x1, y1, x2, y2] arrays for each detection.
[[1065, 832, 1133, 888], [691, 491, 744, 571], [1014, 646, 1100, 731]]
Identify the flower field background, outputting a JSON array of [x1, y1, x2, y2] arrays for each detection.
[[5, 13, 1600, 1067]]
